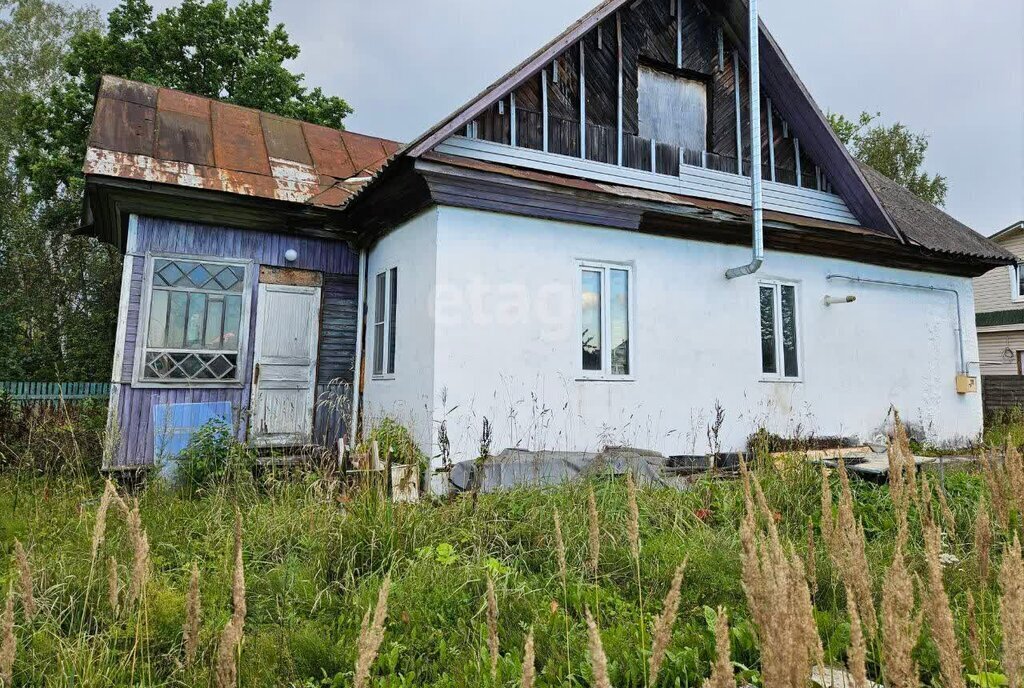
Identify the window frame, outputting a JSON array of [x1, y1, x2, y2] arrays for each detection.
[[1008, 264, 1024, 303], [758, 279, 803, 383], [372, 266, 398, 380], [576, 259, 636, 382], [133, 253, 254, 389]]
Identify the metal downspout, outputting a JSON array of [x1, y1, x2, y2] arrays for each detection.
[[725, 0, 764, 280], [350, 249, 368, 444]]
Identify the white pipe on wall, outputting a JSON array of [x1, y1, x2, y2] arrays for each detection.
[[826, 273, 968, 374], [725, 0, 764, 280]]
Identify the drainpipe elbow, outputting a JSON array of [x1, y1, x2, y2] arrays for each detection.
[[725, 256, 764, 280]]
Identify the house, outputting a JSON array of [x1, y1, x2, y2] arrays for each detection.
[[975, 221, 1024, 375], [84, 0, 1014, 472]]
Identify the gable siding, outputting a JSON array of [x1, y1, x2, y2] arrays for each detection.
[[975, 233, 1024, 314], [469, 0, 815, 187]]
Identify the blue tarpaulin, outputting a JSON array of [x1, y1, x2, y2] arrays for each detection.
[[153, 401, 234, 477]]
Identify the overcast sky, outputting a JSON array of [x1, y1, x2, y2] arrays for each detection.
[[84, 0, 1024, 234]]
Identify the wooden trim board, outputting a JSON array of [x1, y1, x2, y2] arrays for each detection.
[[259, 265, 323, 287], [436, 136, 859, 226]]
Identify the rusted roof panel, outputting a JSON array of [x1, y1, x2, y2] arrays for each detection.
[[313, 185, 356, 207], [158, 88, 210, 118], [211, 101, 271, 176], [99, 75, 157, 108], [156, 110, 214, 166], [85, 75, 400, 210], [341, 131, 389, 174], [90, 97, 155, 157], [261, 114, 312, 165], [268, 158, 320, 203], [303, 122, 356, 180]]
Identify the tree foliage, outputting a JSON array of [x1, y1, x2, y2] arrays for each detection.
[[829, 111, 948, 207], [0, 0, 110, 381], [17, 0, 353, 199], [0, 0, 352, 382]]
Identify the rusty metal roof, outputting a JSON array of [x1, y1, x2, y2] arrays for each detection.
[[84, 75, 401, 209]]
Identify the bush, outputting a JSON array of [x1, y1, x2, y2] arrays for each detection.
[[175, 418, 255, 493], [359, 417, 427, 470]]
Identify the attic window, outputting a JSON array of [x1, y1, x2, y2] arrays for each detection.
[[637, 65, 708, 155]]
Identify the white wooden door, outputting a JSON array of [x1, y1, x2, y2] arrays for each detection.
[[250, 283, 321, 447]]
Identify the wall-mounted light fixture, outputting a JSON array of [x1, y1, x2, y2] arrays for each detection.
[[284, 249, 298, 263], [824, 295, 856, 306]]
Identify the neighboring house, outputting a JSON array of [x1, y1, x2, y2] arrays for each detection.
[[974, 221, 1024, 375], [84, 0, 1014, 471]]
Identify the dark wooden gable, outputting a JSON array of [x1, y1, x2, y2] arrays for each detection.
[[401, 0, 901, 239], [470, 2, 838, 186]]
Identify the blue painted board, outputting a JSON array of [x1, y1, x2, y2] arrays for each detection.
[[152, 401, 234, 478]]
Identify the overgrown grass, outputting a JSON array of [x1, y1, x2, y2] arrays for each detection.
[[983, 407, 1024, 450], [0, 395, 106, 478], [0, 454, 1017, 686]]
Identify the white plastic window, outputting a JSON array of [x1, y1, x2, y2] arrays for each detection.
[[759, 282, 800, 380]]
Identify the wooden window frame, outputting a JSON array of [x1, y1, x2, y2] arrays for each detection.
[[576, 259, 635, 382], [133, 253, 254, 389]]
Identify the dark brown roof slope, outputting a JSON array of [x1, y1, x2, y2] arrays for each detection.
[[85, 75, 401, 209], [858, 162, 1015, 263]]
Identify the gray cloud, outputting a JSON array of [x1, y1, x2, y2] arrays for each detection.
[[85, 0, 1024, 234]]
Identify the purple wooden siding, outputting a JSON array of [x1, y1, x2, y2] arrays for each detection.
[[134, 217, 358, 274], [112, 385, 245, 467], [120, 256, 146, 382], [110, 216, 358, 467]]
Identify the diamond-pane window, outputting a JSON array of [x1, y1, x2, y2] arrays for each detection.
[[154, 261, 184, 287], [187, 264, 211, 288], [142, 257, 248, 383]]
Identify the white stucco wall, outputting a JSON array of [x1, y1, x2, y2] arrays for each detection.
[[368, 205, 983, 465], [361, 208, 438, 451]]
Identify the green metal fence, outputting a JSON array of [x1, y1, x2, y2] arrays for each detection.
[[0, 382, 111, 406]]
